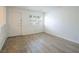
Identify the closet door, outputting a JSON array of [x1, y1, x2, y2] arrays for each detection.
[[7, 8, 22, 36], [22, 10, 30, 35]]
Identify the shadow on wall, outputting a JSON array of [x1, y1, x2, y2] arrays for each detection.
[[44, 7, 79, 44]]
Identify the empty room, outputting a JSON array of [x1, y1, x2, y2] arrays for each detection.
[[0, 6, 79, 53]]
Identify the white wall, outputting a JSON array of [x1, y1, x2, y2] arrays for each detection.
[[0, 7, 7, 50], [45, 7, 79, 43], [7, 7, 44, 37], [22, 10, 44, 35]]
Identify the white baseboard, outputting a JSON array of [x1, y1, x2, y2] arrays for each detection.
[[45, 31, 79, 44]]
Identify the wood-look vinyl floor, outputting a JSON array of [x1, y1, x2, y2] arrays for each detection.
[[1, 32, 79, 53]]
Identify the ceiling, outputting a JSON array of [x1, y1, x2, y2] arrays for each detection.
[[15, 6, 62, 13]]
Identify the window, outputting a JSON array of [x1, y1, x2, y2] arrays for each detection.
[[29, 15, 40, 25]]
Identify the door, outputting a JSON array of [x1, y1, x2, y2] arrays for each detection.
[[8, 8, 22, 36]]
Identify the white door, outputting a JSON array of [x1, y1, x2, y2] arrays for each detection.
[[7, 8, 22, 36]]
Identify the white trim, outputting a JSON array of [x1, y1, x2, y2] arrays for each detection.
[[45, 31, 79, 44]]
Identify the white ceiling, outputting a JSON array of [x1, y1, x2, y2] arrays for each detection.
[[15, 6, 62, 13]]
